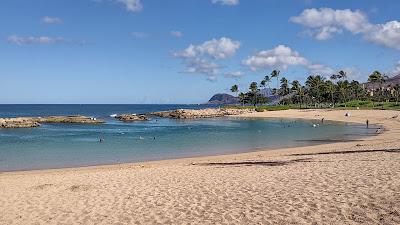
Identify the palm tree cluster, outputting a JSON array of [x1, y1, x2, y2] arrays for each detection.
[[230, 70, 400, 108]]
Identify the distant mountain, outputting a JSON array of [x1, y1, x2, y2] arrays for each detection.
[[207, 93, 239, 104], [363, 74, 400, 89]]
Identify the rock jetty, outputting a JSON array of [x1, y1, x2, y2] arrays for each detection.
[[33, 116, 103, 124], [115, 114, 150, 121], [152, 108, 254, 119], [0, 118, 40, 128], [0, 116, 103, 129]]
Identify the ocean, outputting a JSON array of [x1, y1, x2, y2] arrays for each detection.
[[0, 104, 376, 171]]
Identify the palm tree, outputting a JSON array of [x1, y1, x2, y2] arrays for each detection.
[[393, 84, 400, 105], [368, 71, 388, 108], [238, 92, 246, 106], [291, 80, 303, 108], [349, 80, 363, 101], [337, 80, 350, 107], [325, 80, 336, 107], [306, 75, 325, 107], [338, 70, 347, 81], [230, 84, 239, 97], [279, 77, 290, 96], [270, 70, 280, 89], [330, 74, 339, 82], [264, 75, 271, 88], [249, 82, 258, 106]]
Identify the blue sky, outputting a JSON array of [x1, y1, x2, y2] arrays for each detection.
[[1, 0, 399, 104]]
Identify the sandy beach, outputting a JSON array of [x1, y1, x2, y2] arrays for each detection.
[[1, 109, 400, 224]]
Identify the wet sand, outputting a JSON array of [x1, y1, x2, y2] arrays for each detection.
[[1, 109, 400, 224]]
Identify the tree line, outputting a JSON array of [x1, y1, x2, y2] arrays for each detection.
[[230, 70, 400, 107]]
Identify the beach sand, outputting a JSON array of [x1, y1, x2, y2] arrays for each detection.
[[1, 109, 400, 224]]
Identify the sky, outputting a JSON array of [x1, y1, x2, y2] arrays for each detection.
[[1, 0, 399, 104]]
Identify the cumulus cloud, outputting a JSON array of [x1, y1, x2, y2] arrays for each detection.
[[291, 8, 400, 50], [170, 31, 183, 38], [242, 45, 309, 71], [173, 37, 240, 81], [243, 45, 336, 76], [181, 58, 220, 75], [174, 37, 240, 59], [7, 35, 85, 46], [211, 0, 239, 6], [365, 21, 400, 50], [290, 8, 370, 34], [307, 26, 343, 40], [224, 71, 245, 79], [42, 16, 62, 24], [307, 63, 336, 75]]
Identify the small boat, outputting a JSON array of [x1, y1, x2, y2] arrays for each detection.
[[110, 114, 118, 118]]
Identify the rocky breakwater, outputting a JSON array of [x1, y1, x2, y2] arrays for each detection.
[[0, 118, 40, 128], [115, 114, 150, 121], [152, 108, 255, 119], [0, 116, 103, 129]]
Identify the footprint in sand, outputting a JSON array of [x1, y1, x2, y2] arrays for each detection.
[[68, 184, 94, 192], [32, 183, 54, 190]]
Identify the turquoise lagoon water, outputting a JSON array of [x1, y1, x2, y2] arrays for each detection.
[[0, 105, 376, 172]]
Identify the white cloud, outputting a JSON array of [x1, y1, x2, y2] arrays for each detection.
[[211, 0, 239, 6], [180, 58, 221, 82], [365, 21, 400, 50], [242, 45, 309, 71], [243, 45, 336, 76], [174, 37, 240, 59], [173, 37, 240, 81], [224, 71, 245, 79], [181, 58, 220, 75], [290, 8, 370, 35], [42, 16, 62, 24], [118, 0, 142, 12], [311, 26, 343, 40], [291, 8, 400, 50], [130, 32, 148, 38], [170, 31, 183, 38], [7, 35, 84, 46], [307, 63, 335, 75]]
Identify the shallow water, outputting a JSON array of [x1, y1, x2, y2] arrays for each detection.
[[0, 105, 376, 171]]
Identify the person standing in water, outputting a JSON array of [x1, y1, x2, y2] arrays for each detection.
[[366, 119, 369, 128]]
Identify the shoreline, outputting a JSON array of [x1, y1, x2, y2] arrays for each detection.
[[0, 109, 392, 175], [0, 111, 381, 174], [1, 109, 400, 224]]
